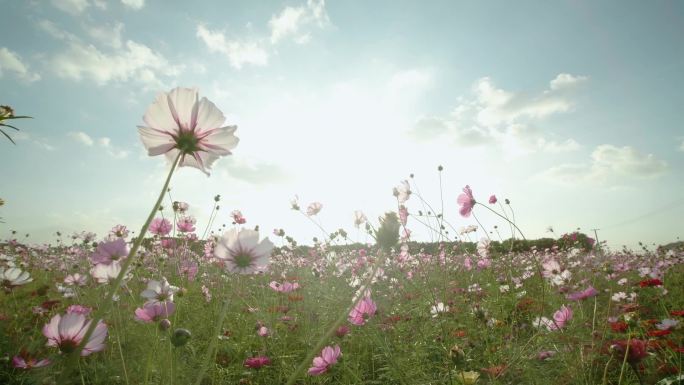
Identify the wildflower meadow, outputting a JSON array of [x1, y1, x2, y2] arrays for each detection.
[[1, 86, 682, 385], [2, 2, 684, 384]]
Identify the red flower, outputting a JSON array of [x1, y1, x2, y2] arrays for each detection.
[[670, 310, 684, 317], [611, 339, 648, 364], [647, 330, 672, 337], [610, 321, 628, 333], [639, 278, 663, 287]]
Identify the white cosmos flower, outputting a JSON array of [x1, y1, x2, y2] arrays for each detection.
[[214, 228, 274, 274], [0, 267, 32, 288], [141, 277, 179, 303], [137, 87, 239, 176]]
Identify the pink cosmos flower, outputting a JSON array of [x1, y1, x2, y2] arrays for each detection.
[[108, 225, 129, 239], [138, 87, 239, 175], [134, 301, 175, 323], [257, 326, 269, 337], [398, 205, 408, 226], [552, 305, 573, 329], [566, 286, 598, 301], [457, 185, 476, 217], [66, 305, 92, 315], [269, 281, 300, 293], [308, 345, 341, 376], [214, 228, 274, 274], [178, 259, 198, 281], [348, 296, 377, 326], [244, 356, 271, 369], [64, 273, 87, 286], [307, 202, 323, 216], [488, 195, 497, 204], [42, 313, 107, 356], [12, 353, 51, 369], [90, 238, 129, 265], [149, 218, 172, 236], [176, 216, 196, 233], [231, 210, 246, 224]]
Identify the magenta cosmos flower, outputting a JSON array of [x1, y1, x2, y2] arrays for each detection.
[[214, 228, 274, 274], [348, 296, 377, 326], [308, 345, 341, 376], [457, 185, 476, 217], [134, 301, 175, 323], [149, 218, 172, 236], [566, 286, 598, 301], [12, 353, 51, 369], [90, 238, 129, 265], [244, 356, 271, 369], [138, 87, 239, 175], [42, 313, 107, 356]]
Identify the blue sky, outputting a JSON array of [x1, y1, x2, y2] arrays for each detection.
[[1, 0, 683, 249]]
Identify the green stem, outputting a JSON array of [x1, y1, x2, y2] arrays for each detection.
[[61, 152, 182, 377]]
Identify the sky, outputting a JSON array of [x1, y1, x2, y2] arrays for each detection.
[[1, 0, 683, 250]]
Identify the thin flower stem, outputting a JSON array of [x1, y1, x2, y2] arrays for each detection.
[[62, 152, 182, 377], [476, 203, 526, 240], [471, 212, 491, 241], [284, 250, 387, 385]]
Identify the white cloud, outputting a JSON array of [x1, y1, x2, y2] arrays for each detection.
[[51, 0, 90, 15], [69, 133, 128, 158], [678, 139, 684, 152], [12, 132, 56, 151], [196, 24, 268, 69], [98, 136, 129, 158], [121, 0, 144, 10], [69, 131, 94, 146], [51, 40, 181, 87], [410, 74, 586, 154], [269, 0, 329, 44], [542, 144, 668, 184], [0, 47, 40, 82], [37, 19, 79, 42], [84, 22, 124, 48], [550, 73, 588, 91]]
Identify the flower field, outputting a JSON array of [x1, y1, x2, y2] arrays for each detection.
[[2, 89, 683, 385], [2, 178, 683, 385]]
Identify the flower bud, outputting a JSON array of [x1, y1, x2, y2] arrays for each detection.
[[171, 328, 191, 347]]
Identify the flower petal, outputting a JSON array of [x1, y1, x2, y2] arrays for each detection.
[[167, 87, 198, 130], [138, 126, 176, 156], [195, 97, 225, 130]]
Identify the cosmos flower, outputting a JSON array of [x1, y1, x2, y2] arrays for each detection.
[[42, 313, 107, 356], [108, 225, 129, 239], [566, 286, 598, 301], [149, 218, 172, 236], [90, 261, 123, 284], [12, 353, 51, 370], [0, 267, 32, 288], [457, 185, 476, 217], [488, 195, 497, 204], [269, 281, 300, 293], [140, 278, 179, 303], [231, 210, 247, 224], [392, 180, 411, 204], [306, 202, 323, 216], [348, 296, 377, 325], [431, 302, 449, 318], [610, 339, 648, 364], [64, 273, 87, 286], [214, 228, 274, 274], [172, 201, 189, 213], [134, 301, 175, 323], [244, 356, 271, 369], [308, 345, 341, 376], [90, 239, 129, 265], [138, 87, 239, 175], [353, 210, 368, 228], [176, 216, 196, 233]]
